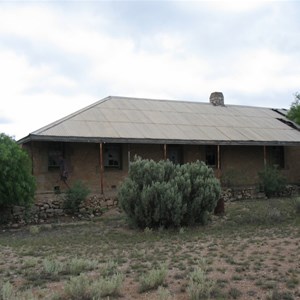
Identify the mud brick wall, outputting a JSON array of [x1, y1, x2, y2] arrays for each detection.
[[24, 142, 300, 195]]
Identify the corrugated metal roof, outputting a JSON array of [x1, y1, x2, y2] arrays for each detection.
[[19, 96, 300, 145]]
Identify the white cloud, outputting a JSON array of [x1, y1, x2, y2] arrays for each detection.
[[0, 2, 299, 139]]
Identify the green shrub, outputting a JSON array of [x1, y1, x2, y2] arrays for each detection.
[[139, 265, 168, 293], [118, 157, 220, 228], [258, 166, 286, 198], [64, 181, 90, 213]]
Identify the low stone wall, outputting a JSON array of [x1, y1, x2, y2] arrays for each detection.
[[221, 184, 299, 202], [5, 192, 118, 227]]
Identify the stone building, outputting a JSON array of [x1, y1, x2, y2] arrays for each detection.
[[19, 93, 300, 197]]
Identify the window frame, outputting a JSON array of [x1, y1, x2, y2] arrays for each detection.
[[48, 142, 65, 170], [267, 146, 285, 169], [103, 144, 122, 169], [205, 145, 217, 168]]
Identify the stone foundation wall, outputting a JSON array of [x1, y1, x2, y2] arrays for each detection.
[[221, 184, 299, 202], [5, 192, 118, 227]]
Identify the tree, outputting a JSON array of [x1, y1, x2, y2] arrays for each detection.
[[287, 93, 300, 125], [0, 133, 36, 208]]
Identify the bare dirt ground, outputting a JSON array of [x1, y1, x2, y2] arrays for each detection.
[[0, 198, 300, 299]]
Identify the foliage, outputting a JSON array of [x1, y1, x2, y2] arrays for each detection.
[[287, 93, 300, 125], [63, 181, 90, 213], [0, 133, 36, 209], [258, 166, 286, 198], [139, 265, 168, 293], [118, 157, 221, 228]]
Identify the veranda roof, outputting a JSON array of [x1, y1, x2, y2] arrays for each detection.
[[19, 96, 300, 146]]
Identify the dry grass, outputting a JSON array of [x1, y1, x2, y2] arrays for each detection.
[[0, 197, 300, 299]]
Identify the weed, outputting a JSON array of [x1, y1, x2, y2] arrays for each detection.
[[187, 265, 215, 300], [67, 257, 97, 275], [29, 225, 40, 235], [1, 282, 14, 300], [228, 287, 243, 299], [42, 258, 64, 275], [139, 265, 167, 293], [64, 273, 90, 300], [157, 286, 171, 300], [295, 197, 300, 214], [90, 273, 124, 298]]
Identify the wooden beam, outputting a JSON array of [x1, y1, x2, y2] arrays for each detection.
[[128, 144, 131, 170], [263, 145, 267, 166], [163, 144, 167, 160], [99, 142, 104, 195], [217, 144, 221, 179]]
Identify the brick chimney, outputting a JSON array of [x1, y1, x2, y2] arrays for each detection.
[[209, 92, 224, 106]]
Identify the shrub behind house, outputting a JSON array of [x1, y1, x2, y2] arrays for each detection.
[[118, 158, 221, 228]]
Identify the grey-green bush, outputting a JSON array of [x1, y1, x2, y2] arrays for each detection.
[[118, 157, 221, 228]]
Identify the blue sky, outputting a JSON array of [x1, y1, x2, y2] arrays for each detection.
[[1, 0, 300, 139]]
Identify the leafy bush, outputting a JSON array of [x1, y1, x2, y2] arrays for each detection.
[[64, 181, 90, 213], [139, 265, 168, 293], [258, 166, 286, 198], [118, 157, 221, 228], [0, 133, 36, 210]]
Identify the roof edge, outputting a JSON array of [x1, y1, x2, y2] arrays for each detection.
[[18, 134, 300, 147]]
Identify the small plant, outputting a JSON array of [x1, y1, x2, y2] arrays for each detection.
[[187, 262, 215, 300], [29, 225, 40, 235], [90, 273, 124, 298], [139, 265, 167, 293], [1, 282, 14, 300], [64, 181, 90, 213], [157, 286, 171, 300], [67, 257, 97, 275], [295, 197, 300, 214], [101, 260, 118, 277], [258, 166, 286, 198], [42, 258, 64, 275], [64, 273, 90, 300], [228, 287, 243, 299]]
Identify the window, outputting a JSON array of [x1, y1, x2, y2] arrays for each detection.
[[104, 144, 122, 168], [48, 142, 64, 169], [205, 145, 217, 167], [168, 146, 183, 164], [268, 146, 284, 169]]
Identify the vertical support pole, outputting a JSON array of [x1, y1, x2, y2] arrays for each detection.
[[99, 142, 104, 195], [217, 144, 221, 179], [263, 145, 267, 167], [128, 144, 131, 170], [164, 144, 167, 160]]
